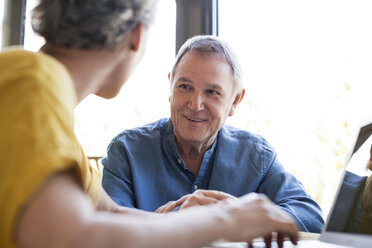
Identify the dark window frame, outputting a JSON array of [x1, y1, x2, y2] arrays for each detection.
[[1, 0, 26, 48], [175, 0, 218, 54], [2, 0, 219, 54]]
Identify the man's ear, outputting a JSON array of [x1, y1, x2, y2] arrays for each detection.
[[129, 23, 145, 51], [228, 88, 245, 117], [168, 72, 171, 102]]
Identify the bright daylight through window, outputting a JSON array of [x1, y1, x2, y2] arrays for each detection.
[[220, 0, 372, 218]]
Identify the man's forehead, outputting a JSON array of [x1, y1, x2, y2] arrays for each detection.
[[172, 51, 236, 92], [176, 52, 232, 76]]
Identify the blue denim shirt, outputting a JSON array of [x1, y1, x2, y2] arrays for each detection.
[[102, 118, 324, 232]]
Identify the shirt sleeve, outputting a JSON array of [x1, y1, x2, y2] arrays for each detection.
[[257, 154, 324, 233], [102, 138, 136, 208]]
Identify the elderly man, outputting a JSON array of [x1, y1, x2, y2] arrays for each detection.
[[102, 35, 324, 233]]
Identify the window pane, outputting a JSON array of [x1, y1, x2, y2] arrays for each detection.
[[219, 0, 372, 218]]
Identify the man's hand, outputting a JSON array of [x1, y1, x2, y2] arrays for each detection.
[[155, 189, 237, 213]]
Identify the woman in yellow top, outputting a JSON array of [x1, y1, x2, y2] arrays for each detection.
[[0, 0, 299, 247]]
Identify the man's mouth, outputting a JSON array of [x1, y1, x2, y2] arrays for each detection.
[[185, 116, 205, 122]]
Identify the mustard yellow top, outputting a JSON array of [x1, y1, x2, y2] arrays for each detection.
[[0, 48, 102, 248]]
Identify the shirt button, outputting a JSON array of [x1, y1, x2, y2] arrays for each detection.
[[177, 159, 182, 164], [194, 185, 198, 190]]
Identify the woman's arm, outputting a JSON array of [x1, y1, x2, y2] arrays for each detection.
[[16, 170, 298, 248]]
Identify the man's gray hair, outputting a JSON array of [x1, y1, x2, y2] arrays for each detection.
[[32, 0, 158, 50], [170, 35, 243, 94]]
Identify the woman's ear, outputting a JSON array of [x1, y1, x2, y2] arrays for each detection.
[[228, 89, 245, 117], [129, 23, 145, 51]]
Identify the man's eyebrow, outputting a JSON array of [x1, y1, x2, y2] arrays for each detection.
[[208, 83, 223, 90], [176, 77, 193, 83]]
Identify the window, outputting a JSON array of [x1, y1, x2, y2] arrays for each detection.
[[219, 0, 372, 217]]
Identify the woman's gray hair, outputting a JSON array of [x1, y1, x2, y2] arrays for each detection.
[[170, 35, 243, 94], [32, 0, 158, 50]]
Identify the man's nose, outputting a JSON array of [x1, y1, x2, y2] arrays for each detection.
[[188, 92, 204, 112]]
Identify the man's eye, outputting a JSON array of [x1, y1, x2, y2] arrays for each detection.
[[207, 89, 220, 95], [179, 84, 190, 90]]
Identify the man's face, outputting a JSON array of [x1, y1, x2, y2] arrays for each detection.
[[170, 51, 240, 147]]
